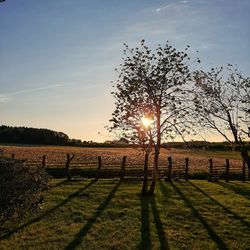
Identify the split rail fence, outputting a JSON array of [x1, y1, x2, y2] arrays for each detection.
[[6, 153, 249, 182]]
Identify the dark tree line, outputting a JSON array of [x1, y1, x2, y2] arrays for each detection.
[[0, 125, 130, 147], [0, 125, 70, 145], [162, 141, 250, 151]]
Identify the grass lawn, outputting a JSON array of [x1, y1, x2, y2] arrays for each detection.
[[0, 179, 250, 250]]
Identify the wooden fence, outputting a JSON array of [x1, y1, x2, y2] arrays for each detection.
[[6, 153, 249, 182], [207, 158, 249, 183]]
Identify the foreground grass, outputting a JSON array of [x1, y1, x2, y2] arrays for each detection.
[[0, 179, 250, 250]]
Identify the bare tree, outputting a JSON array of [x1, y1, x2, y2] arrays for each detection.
[[110, 40, 199, 194], [193, 65, 250, 169]]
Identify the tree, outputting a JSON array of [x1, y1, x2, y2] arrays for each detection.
[[110, 40, 199, 194], [193, 65, 250, 170]]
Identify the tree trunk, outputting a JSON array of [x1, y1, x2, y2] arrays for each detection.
[[227, 111, 250, 179], [141, 152, 149, 195], [149, 150, 160, 194], [149, 106, 161, 195], [240, 149, 250, 178]]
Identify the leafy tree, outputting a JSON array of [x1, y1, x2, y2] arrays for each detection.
[[110, 40, 199, 194], [193, 65, 250, 170]]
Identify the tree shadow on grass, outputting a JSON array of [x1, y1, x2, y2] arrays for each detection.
[[138, 196, 151, 250], [49, 179, 69, 189], [161, 181, 228, 250], [138, 194, 169, 250], [0, 180, 95, 241], [216, 182, 250, 200], [64, 180, 121, 250], [150, 196, 169, 250], [187, 181, 250, 230]]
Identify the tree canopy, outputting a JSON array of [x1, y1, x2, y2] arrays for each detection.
[[193, 64, 250, 169], [193, 65, 250, 144], [110, 40, 199, 146], [110, 40, 200, 194]]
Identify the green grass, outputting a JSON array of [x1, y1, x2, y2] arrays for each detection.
[[0, 179, 250, 250]]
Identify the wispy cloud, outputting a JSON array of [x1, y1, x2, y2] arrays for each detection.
[[155, 0, 190, 12], [0, 96, 9, 103], [7, 84, 63, 96], [0, 84, 63, 102], [155, 3, 174, 12]]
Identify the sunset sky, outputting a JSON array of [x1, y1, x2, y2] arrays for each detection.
[[0, 0, 249, 142]]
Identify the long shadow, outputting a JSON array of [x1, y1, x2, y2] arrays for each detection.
[[150, 196, 169, 250], [64, 180, 121, 250], [138, 196, 151, 250], [0, 180, 95, 241], [160, 182, 228, 250], [138, 194, 169, 250], [50, 179, 69, 189], [187, 181, 250, 230], [216, 182, 250, 200]]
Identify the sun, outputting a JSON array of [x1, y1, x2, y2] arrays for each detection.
[[141, 116, 153, 128]]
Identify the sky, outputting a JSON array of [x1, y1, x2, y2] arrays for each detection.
[[0, 0, 250, 142]]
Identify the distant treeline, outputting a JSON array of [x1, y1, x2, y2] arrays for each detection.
[[0, 125, 128, 147], [0, 125, 71, 145], [1, 125, 249, 150], [163, 141, 250, 151]]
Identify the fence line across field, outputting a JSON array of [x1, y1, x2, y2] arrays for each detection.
[[6, 152, 249, 182]]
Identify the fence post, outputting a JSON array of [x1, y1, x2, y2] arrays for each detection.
[[65, 153, 75, 181], [225, 159, 229, 182], [242, 160, 246, 183], [120, 156, 127, 180], [166, 156, 172, 181], [95, 156, 102, 181], [208, 159, 213, 182], [42, 155, 46, 168], [185, 157, 189, 181], [248, 162, 250, 181]]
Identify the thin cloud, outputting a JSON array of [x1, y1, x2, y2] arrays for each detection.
[[0, 84, 63, 102], [155, 1, 190, 12], [0, 96, 9, 103], [155, 4, 174, 12], [2, 84, 63, 97]]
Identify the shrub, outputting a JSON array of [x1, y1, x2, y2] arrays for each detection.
[[0, 157, 49, 222]]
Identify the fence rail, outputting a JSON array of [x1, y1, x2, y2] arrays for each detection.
[[3, 153, 249, 182]]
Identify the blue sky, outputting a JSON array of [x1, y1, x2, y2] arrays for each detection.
[[0, 0, 249, 141]]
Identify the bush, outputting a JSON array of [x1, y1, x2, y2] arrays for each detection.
[[0, 157, 49, 222]]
